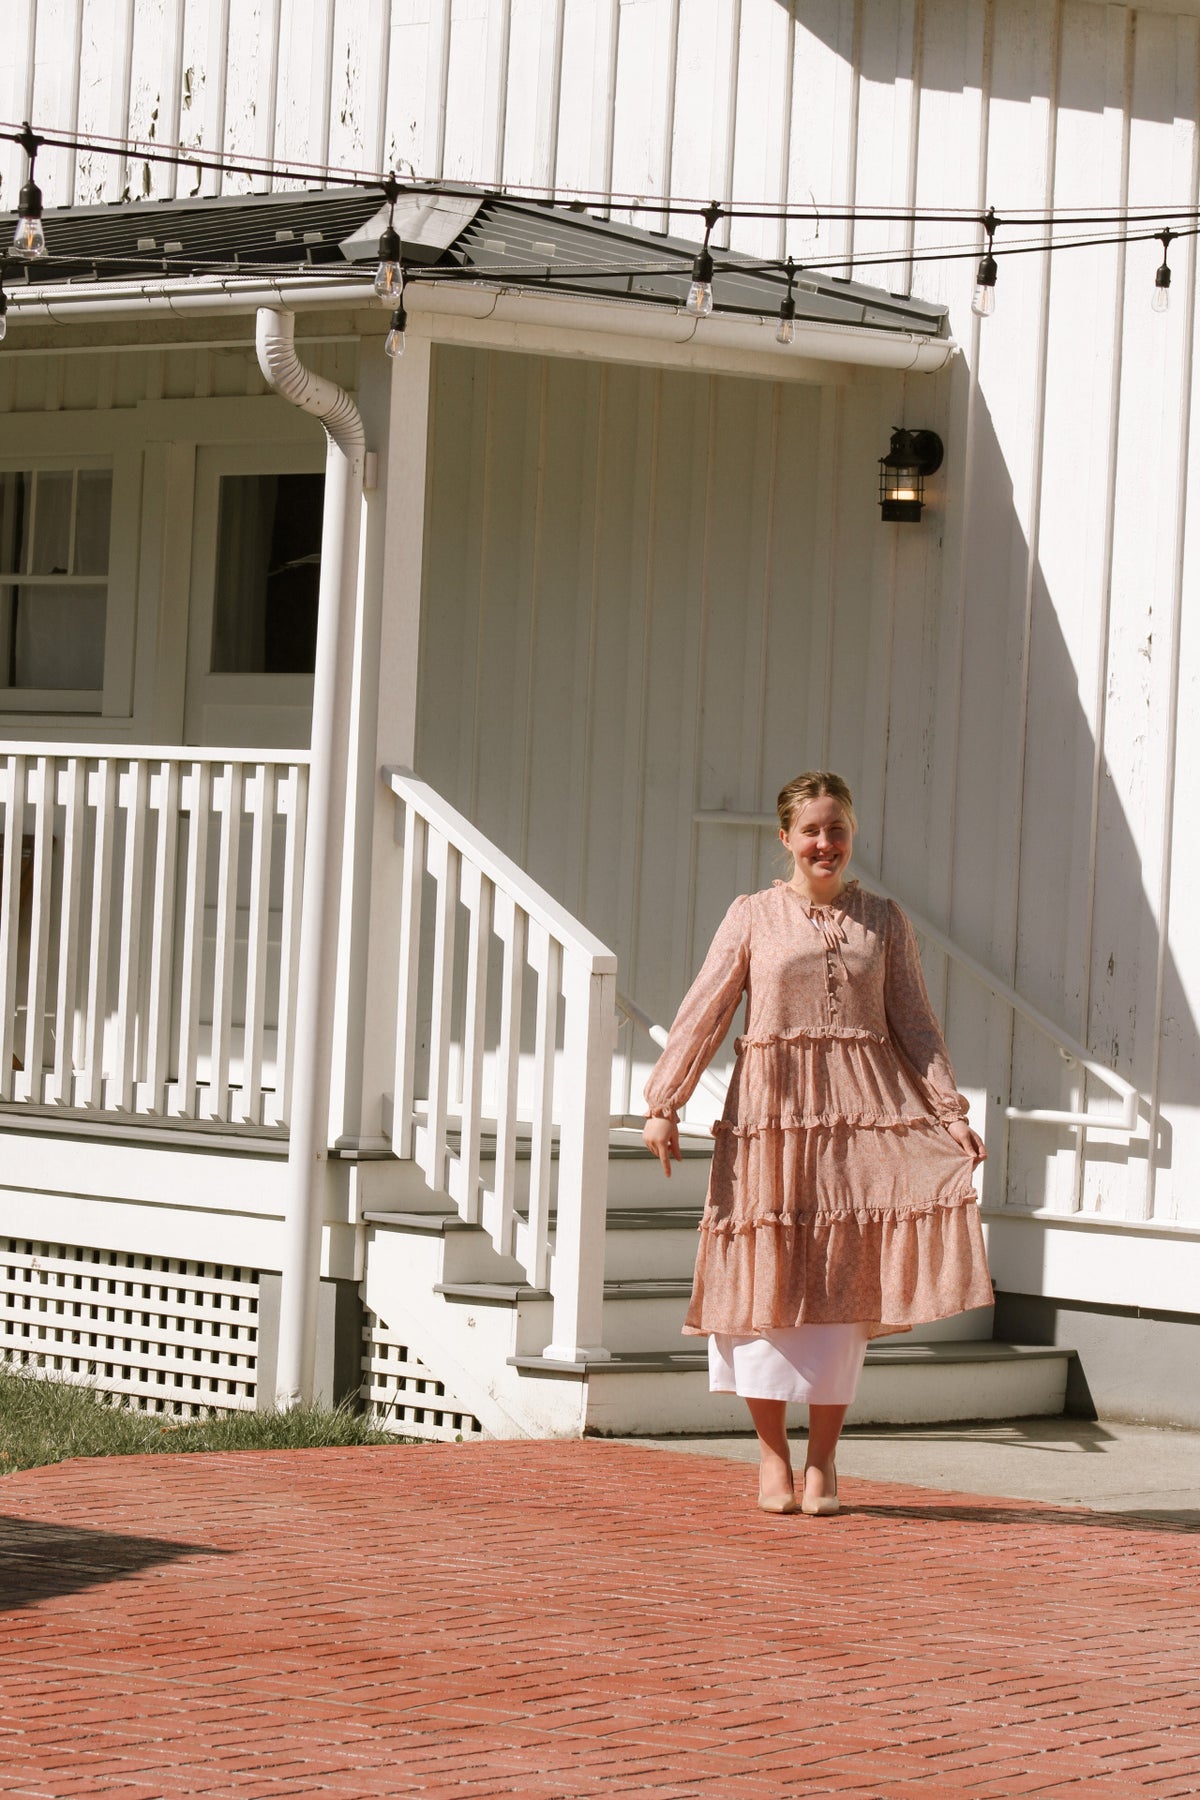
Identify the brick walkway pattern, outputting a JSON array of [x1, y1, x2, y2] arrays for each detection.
[[1, 1441, 1198, 1799]]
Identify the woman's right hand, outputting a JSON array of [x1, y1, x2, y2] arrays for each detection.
[[642, 1115, 681, 1178]]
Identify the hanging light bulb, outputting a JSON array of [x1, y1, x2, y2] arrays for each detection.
[[12, 122, 47, 262], [686, 245, 715, 316], [685, 202, 721, 316], [374, 222, 403, 300], [1153, 229, 1173, 314], [385, 300, 407, 359], [373, 173, 403, 299], [972, 207, 998, 318], [776, 256, 797, 345]]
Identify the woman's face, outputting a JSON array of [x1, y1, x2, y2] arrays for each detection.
[[781, 795, 855, 888]]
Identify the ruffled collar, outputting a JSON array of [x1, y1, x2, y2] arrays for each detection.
[[773, 876, 858, 917]]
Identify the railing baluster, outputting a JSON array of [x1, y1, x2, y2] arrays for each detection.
[[423, 830, 458, 1193], [392, 801, 426, 1160], [0, 755, 24, 1099], [172, 761, 211, 1120], [111, 760, 149, 1113], [20, 757, 55, 1104], [240, 764, 274, 1127], [489, 890, 526, 1260], [50, 758, 86, 1108], [544, 955, 614, 1363], [454, 864, 492, 1226], [274, 761, 307, 1129], [143, 761, 180, 1114], [518, 923, 560, 1292], [79, 760, 117, 1110], [205, 761, 241, 1123]]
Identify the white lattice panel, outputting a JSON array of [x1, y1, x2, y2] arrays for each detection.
[[0, 1239, 259, 1416], [361, 1308, 483, 1442]]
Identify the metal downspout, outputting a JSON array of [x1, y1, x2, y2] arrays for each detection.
[[255, 307, 366, 1405]]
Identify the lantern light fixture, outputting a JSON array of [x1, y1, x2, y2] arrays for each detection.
[[685, 201, 722, 317], [972, 206, 998, 318], [878, 427, 944, 523], [1153, 229, 1174, 314], [12, 122, 47, 262]]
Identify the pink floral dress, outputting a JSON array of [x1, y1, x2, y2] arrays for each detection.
[[644, 881, 993, 1338]]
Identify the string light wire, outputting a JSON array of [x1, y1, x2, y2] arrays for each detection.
[[0, 118, 1194, 316]]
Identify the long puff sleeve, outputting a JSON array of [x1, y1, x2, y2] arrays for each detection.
[[643, 895, 752, 1119], [884, 900, 970, 1125]]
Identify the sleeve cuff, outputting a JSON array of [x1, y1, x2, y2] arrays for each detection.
[[644, 1105, 679, 1122]]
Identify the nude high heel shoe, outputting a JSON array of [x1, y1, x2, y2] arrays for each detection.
[[757, 1475, 799, 1515], [800, 1464, 839, 1516]]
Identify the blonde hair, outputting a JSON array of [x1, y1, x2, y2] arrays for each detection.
[[776, 771, 858, 835]]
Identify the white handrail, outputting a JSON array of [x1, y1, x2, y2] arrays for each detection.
[[614, 988, 729, 1129], [0, 738, 312, 765], [692, 809, 1141, 1137], [386, 769, 617, 973], [386, 768, 615, 1363]]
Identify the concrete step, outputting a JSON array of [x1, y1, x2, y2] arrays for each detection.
[[508, 1341, 1073, 1435]]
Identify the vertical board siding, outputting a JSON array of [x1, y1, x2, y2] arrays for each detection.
[[7, 0, 1200, 1227], [415, 343, 854, 1087]]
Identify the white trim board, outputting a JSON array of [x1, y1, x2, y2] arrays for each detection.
[[0, 1191, 284, 1269], [983, 1213, 1200, 1317]]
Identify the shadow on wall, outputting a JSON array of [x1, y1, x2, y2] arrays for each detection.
[[0, 1513, 224, 1612]]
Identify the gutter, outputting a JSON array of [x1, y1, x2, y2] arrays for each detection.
[[404, 281, 958, 373], [5, 273, 957, 373], [255, 307, 366, 1408]]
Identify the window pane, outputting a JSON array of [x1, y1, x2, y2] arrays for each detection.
[[13, 585, 106, 689], [73, 469, 113, 574], [30, 472, 74, 575], [211, 472, 322, 674], [0, 472, 29, 576]]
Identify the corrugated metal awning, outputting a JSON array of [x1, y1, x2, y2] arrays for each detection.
[[0, 184, 949, 344]]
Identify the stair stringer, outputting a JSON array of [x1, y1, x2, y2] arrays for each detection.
[[362, 1221, 590, 1440]]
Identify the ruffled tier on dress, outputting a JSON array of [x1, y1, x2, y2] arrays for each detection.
[[683, 1031, 993, 1338]]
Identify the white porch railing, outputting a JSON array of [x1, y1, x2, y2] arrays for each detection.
[[0, 745, 308, 1129], [692, 811, 1142, 1139], [385, 768, 617, 1364], [613, 988, 728, 1137]]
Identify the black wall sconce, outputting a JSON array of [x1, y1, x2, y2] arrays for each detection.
[[878, 428, 944, 523]]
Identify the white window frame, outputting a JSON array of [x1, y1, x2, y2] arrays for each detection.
[[0, 448, 140, 718], [183, 440, 325, 751]]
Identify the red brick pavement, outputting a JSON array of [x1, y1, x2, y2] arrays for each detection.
[[1, 1442, 1198, 1800]]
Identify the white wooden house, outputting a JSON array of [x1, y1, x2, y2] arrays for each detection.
[[0, 0, 1197, 1437]]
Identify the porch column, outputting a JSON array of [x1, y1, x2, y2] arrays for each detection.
[[334, 331, 434, 1153], [332, 331, 437, 1144]]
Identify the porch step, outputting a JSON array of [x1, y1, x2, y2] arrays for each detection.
[[435, 1277, 694, 1305], [508, 1341, 1074, 1436], [362, 1195, 1068, 1436]]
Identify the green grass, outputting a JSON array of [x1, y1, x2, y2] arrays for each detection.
[[0, 1364, 411, 1475]]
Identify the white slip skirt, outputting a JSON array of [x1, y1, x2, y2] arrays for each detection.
[[708, 1321, 871, 1404]]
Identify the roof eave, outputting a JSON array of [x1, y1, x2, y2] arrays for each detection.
[[1, 272, 957, 377]]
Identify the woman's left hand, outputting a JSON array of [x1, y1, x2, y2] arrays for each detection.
[[945, 1118, 986, 1163]]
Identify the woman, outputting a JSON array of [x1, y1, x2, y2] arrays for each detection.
[[642, 772, 991, 1516]]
